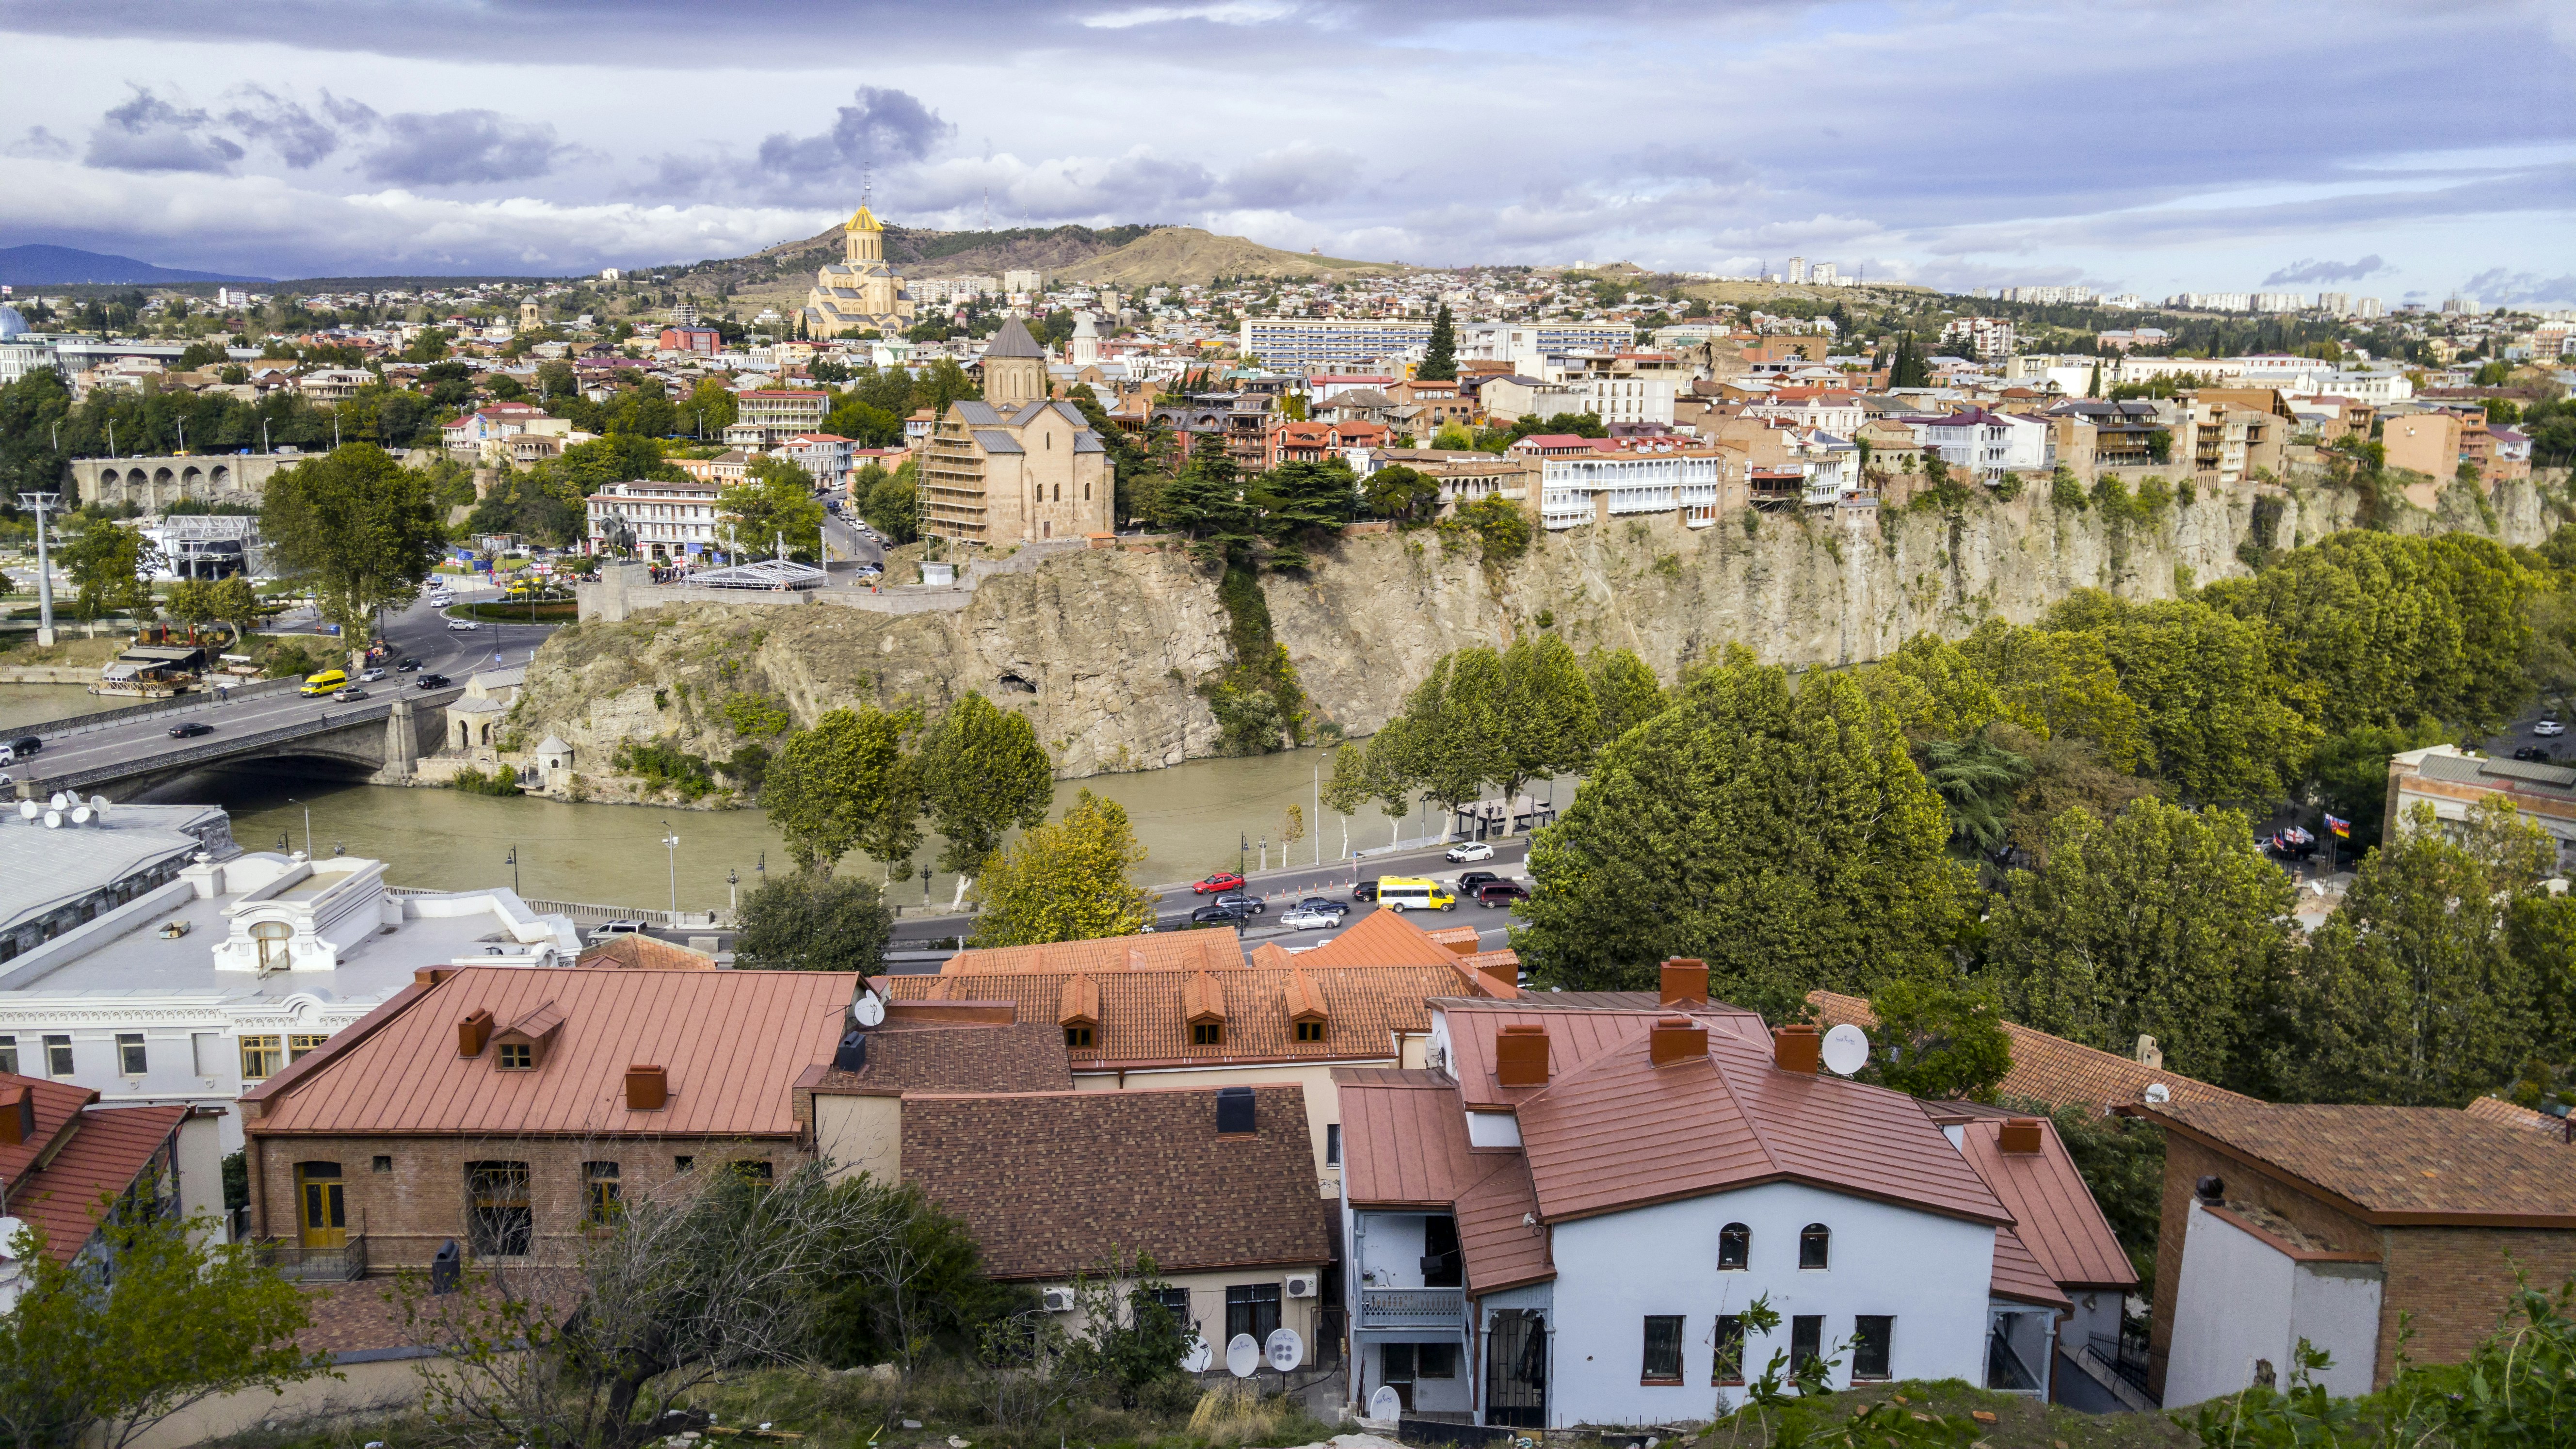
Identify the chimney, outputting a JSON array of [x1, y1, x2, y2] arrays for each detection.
[[456, 1008, 494, 1058], [1649, 1015, 1708, 1066], [0, 1085, 31, 1145], [624, 1064, 670, 1111], [2134, 1034, 2164, 1069], [1999, 1118, 2043, 1154], [1476, 957, 1519, 994], [1771, 1023, 1821, 1074], [1494, 1024, 1550, 1087], [1659, 958, 1708, 1007], [1216, 1084, 1256, 1135]]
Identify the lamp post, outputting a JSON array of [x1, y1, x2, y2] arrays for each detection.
[[660, 821, 680, 917], [16, 492, 60, 645], [920, 863, 932, 903], [727, 867, 739, 913], [506, 844, 519, 895], [286, 797, 312, 857], [1239, 833, 1248, 876]]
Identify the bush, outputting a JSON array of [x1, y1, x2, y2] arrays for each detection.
[[612, 737, 715, 799], [721, 692, 793, 738], [2049, 466, 2087, 509], [450, 765, 525, 797], [733, 871, 893, 974], [262, 640, 326, 679]]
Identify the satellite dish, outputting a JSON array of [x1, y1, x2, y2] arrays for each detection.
[[70, 806, 91, 826], [2144, 1082, 2173, 1104], [1367, 1386, 1402, 1422], [1820, 1023, 1870, 1077], [1223, 1333, 1259, 1378], [1180, 1336, 1211, 1373], [16, 801, 36, 821], [48, 792, 68, 810], [1264, 1328, 1303, 1372], [89, 795, 109, 815], [853, 993, 886, 1029], [43, 810, 62, 829]]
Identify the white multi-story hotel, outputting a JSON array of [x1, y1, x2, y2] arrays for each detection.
[[585, 478, 726, 560], [1537, 449, 1724, 531], [1239, 318, 1436, 370]]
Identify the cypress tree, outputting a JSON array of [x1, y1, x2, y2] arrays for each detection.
[[1419, 304, 1458, 381]]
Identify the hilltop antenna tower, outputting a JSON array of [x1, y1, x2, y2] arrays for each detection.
[[861, 163, 873, 210]]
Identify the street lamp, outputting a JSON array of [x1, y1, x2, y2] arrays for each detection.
[[286, 797, 312, 857], [660, 821, 680, 917], [1239, 833, 1248, 875], [920, 863, 933, 903], [727, 867, 739, 913], [506, 844, 520, 895]]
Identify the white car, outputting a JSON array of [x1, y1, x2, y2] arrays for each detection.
[[590, 920, 648, 943], [1281, 907, 1338, 931], [359, 668, 386, 682], [1446, 840, 1496, 863], [2538, 719, 2566, 737], [448, 619, 483, 632]]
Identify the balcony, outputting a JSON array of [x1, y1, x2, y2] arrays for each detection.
[[1359, 1286, 1465, 1327], [256, 1234, 369, 1283]]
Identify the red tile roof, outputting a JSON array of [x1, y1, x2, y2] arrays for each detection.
[[940, 929, 1244, 975], [2131, 1100, 2576, 1226], [1809, 990, 2251, 1115], [246, 967, 854, 1139], [0, 1075, 187, 1262], [1954, 1119, 2136, 1289], [2463, 1096, 2572, 1142]]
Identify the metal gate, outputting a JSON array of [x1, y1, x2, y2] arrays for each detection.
[[1484, 1310, 1547, 1428]]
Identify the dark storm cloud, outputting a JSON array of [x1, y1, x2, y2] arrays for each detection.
[[757, 87, 955, 177], [86, 87, 242, 172], [2263, 255, 2387, 286], [220, 85, 341, 168]]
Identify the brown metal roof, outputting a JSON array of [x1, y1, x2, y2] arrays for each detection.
[[1455, 1153, 1553, 1292], [1337, 1071, 1481, 1208], [1989, 1228, 2071, 1309], [2131, 1100, 2576, 1226], [1955, 1119, 2137, 1289], [1810, 989, 2252, 1114], [899, 1084, 1329, 1280], [1441, 1002, 1739, 1110], [247, 967, 856, 1139]]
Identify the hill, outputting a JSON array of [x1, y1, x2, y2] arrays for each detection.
[[1059, 226, 1403, 286], [0, 243, 268, 286], [658, 222, 1164, 321]]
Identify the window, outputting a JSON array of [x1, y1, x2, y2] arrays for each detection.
[[289, 1034, 328, 1063], [1790, 1315, 1823, 1374], [1641, 1315, 1685, 1384], [1225, 1283, 1281, 1347], [1192, 1021, 1224, 1046], [1852, 1316, 1893, 1381], [673, 1155, 694, 1173], [0, 1036, 17, 1075], [1799, 1223, 1831, 1270], [373, 1155, 393, 1173], [1325, 1124, 1342, 1166], [466, 1161, 533, 1256], [1065, 1024, 1094, 1048], [240, 1035, 282, 1080], [251, 919, 291, 972], [1295, 1019, 1326, 1043], [44, 1034, 73, 1077], [116, 1033, 148, 1075], [1713, 1314, 1746, 1385], [1718, 1222, 1750, 1270], [497, 1042, 533, 1070], [585, 1162, 622, 1224]]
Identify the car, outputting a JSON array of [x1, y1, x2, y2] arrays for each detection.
[[336, 688, 368, 701], [1281, 908, 1338, 931], [1351, 879, 1381, 902], [2538, 719, 2567, 737], [395, 658, 422, 672], [1191, 901, 1256, 924], [0, 736, 41, 763], [2513, 746, 2554, 763], [1293, 896, 1349, 918], [417, 673, 452, 689], [1457, 870, 1505, 893], [1212, 892, 1268, 915], [447, 619, 483, 632], [168, 721, 215, 739], [1446, 840, 1496, 863], [359, 668, 386, 682], [1478, 881, 1532, 908], [1193, 872, 1247, 895], [590, 920, 648, 943]]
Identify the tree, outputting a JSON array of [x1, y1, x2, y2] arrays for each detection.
[[2065, 593, 2312, 802], [1491, 633, 1597, 821], [1419, 304, 1458, 381], [1889, 334, 1930, 388], [731, 870, 895, 974], [259, 443, 445, 663], [718, 462, 825, 562], [967, 789, 1155, 947], [1515, 653, 1966, 1014], [2304, 722, 2447, 852], [918, 692, 1054, 907], [1860, 979, 2013, 1101], [1381, 649, 1508, 830], [1361, 464, 1440, 524], [1322, 736, 1414, 849], [61, 520, 151, 621], [1583, 646, 1667, 750], [859, 460, 920, 545], [208, 574, 263, 641], [1250, 457, 1360, 540], [1862, 633, 2007, 742], [161, 578, 213, 636], [0, 1188, 329, 1449], [760, 708, 921, 877], [1913, 732, 2033, 856], [2285, 798, 2556, 1106], [1985, 799, 2295, 1088]]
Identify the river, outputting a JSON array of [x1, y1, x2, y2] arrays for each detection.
[[0, 683, 135, 729]]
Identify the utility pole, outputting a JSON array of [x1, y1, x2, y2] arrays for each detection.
[[16, 492, 60, 645]]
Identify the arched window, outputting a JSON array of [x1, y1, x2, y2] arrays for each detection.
[[252, 920, 292, 973], [1718, 1222, 1750, 1270], [1799, 1223, 1830, 1270]]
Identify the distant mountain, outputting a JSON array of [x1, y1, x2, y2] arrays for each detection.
[[0, 244, 270, 286], [1060, 226, 1402, 286]]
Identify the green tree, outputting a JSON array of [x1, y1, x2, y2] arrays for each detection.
[[1449, 495, 1533, 563], [2304, 722, 2447, 852], [1958, 618, 2151, 772], [719, 461, 826, 562], [1361, 464, 1440, 524], [967, 789, 1155, 947], [1250, 457, 1361, 542], [856, 460, 920, 546], [259, 444, 445, 658], [1888, 334, 1930, 388], [1322, 736, 1415, 850], [1913, 732, 2033, 856], [0, 1187, 329, 1449], [2066, 593, 2313, 802], [1491, 633, 1597, 818], [1861, 633, 2007, 741], [761, 708, 922, 878], [731, 870, 895, 974], [208, 574, 263, 641], [1860, 979, 2013, 1101], [61, 520, 152, 621], [161, 578, 213, 635], [1582, 646, 1666, 751], [2286, 798, 2556, 1105], [1419, 304, 1458, 381], [1515, 653, 1965, 1014], [1986, 799, 2295, 1088], [1992, 723, 2156, 866], [918, 692, 1054, 903], [1382, 649, 1508, 828]]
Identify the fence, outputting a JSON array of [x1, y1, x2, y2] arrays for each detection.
[[256, 1233, 369, 1283], [1358, 1286, 1465, 1327], [6, 676, 300, 740]]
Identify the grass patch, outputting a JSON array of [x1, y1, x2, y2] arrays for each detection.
[[449, 599, 579, 623], [1701, 1379, 2192, 1449]]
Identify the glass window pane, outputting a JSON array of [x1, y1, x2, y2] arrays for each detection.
[[1642, 1315, 1684, 1381], [1713, 1315, 1746, 1384], [1853, 1316, 1893, 1380]]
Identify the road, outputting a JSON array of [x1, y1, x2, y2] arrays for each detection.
[[7, 580, 551, 783], [821, 507, 884, 572]]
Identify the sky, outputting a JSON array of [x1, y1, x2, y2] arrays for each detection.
[[0, 0, 2572, 304]]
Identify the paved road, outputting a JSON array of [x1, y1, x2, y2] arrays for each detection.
[[822, 511, 884, 570], [7, 581, 551, 784]]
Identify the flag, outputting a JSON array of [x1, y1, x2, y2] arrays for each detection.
[[2325, 814, 2351, 838]]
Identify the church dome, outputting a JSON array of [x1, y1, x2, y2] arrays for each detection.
[[844, 204, 885, 233], [0, 303, 29, 339]]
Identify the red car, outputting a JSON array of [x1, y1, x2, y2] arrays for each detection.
[[1193, 872, 1247, 895]]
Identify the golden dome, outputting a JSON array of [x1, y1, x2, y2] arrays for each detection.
[[844, 204, 885, 233]]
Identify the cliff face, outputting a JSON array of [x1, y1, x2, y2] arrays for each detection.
[[510, 481, 2555, 792]]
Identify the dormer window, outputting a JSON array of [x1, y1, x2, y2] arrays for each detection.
[[497, 1042, 533, 1070], [1294, 1020, 1325, 1043], [1193, 1022, 1224, 1047], [252, 920, 291, 973], [1065, 1025, 1095, 1048]]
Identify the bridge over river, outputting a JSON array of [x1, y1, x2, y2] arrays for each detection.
[[7, 677, 462, 804]]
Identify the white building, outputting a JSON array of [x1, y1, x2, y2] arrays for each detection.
[[0, 803, 579, 1152], [1911, 409, 2048, 481], [585, 477, 727, 560], [1460, 322, 1641, 375], [1535, 448, 1723, 530], [1573, 374, 1676, 428]]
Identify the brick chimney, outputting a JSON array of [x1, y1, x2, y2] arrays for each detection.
[[1495, 1024, 1550, 1087], [1649, 1015, 1708, 1066], [1999, 1118, 2044, 1154], [456, 1008, 494, 1058], [1771, 1023, 1821, 1074], [624, 1064, 670, 1111], [1659, 957, 1709, 1007], [0, 1085, 31, 1145]]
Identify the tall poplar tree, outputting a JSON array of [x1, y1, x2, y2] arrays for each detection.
[[917, 692, 1054, 907]]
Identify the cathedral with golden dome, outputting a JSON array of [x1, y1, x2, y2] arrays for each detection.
[[803, 203, 915, 338]]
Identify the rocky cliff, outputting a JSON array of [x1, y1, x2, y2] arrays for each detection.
[[506, 480, 2555, 797]]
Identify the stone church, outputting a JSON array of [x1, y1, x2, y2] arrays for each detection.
[[918, 317, 1114, 547], [803, 204, 916, 337]]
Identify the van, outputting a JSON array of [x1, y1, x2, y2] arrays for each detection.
[[299, 669, 348, 697], [1377, 876, 1456, 913]]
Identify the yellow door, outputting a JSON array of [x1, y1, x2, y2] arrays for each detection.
[[297, 1164, 347, 1249]]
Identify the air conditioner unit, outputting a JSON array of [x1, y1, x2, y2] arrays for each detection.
[[1040, 1287, 1077, 1313], [1284, 1273, 1319, 1300]]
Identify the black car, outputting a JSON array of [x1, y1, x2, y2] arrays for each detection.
[[394, 657, 422, 672], [1211, 892, 1268, 915], [1457, 870, 1505, 893], [1477, 881, 1531, 908], [167, 721, 215, 739], [2513, 746, 2554, 763], [1293, 896, 1350, 918], [1191, 901, 1257, 924], [1351, 879, 1381, 902], [417, 673, 452, 689], [1, 735, 39, 761]]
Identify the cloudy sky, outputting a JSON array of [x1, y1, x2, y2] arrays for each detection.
[[1, 0, 2572, 303]]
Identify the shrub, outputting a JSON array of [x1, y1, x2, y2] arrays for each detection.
[[613, 738, 715, 799], [450, 765, 524, 797], [2050, 466, 2087, 509], [721, 691, 792, 738]]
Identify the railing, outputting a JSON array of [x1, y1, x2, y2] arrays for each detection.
[[257, 1233, 369, 1282], [5, 676, 300, 740], [1359, 1286, 1465, 1327], [517, 898, 730, 929], [2088, 1327, 2153, 1394]]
